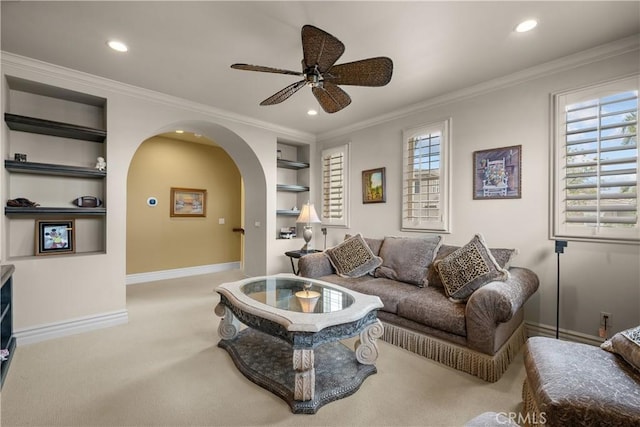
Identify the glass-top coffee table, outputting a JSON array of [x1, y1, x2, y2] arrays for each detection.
[[214, 274, 384, 414]]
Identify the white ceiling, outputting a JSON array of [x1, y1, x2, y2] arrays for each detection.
[[2, 1, 639, 137]]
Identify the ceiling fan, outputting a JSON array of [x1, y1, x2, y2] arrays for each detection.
[[231, 25, 393, 113]]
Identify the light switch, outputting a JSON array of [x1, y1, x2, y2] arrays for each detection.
[[254, 221, 261, 227], [218, 218, 225, 225]]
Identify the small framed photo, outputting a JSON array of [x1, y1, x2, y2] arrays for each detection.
[[362, 167, 386, 204], [35, 220, 75, 256], [473, 145, 522, 199], [170, 187, 207, 217]]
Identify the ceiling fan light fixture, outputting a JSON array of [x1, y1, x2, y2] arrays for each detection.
[[231, 25, 393, 114], [515, 19, 538, 33], [107, 40, 128, 52]]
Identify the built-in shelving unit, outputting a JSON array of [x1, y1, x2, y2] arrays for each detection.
[[3, 76, 107, 257], [5, 206, 106, 216], [276, 143, 310, 239], [1, 264, 15, 389], [276, 209, 303, 217], [4, 113, 106, 143], [5, 160, 106, 178], [276, 184, 310, 192], [277, 159, 309, 170]]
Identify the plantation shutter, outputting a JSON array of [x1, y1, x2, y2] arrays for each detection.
[[554, 75, 639, 242], [402, 120, 450, 232], [321, 144, 349, 226]]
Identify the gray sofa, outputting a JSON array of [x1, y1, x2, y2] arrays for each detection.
[[298, 234, 539, 382]]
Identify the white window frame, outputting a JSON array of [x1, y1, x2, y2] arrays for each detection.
[[402, 119, 452, 233], [552, 75, 639, 244], [320, 143, 350, 227]]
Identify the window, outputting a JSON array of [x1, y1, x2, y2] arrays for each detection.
[[402, 119, 451, 232], [553, 75, 639, 243], [321, 143, 349, 227]]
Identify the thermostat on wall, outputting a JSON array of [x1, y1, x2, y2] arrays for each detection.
[[147, 197, 158, 207]]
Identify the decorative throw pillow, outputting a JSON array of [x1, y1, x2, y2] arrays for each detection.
[[325, 233, 382, 278], [435, 234, 509, 302], [428, 244, 517, 288], [374, 235, 442, 287], [426, 245, 459, 288], [601, 325, 640, 372], [489, 248, 519, 270], [344, 234, 384, 256]]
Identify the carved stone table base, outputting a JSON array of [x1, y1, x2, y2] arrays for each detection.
[[218, 328, 377, 414]]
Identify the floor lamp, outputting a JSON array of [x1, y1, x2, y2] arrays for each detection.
[[554, 240, 568, 339]]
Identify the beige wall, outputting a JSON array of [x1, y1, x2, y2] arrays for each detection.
[[126, 135, 241, 274], [316, 47, 640, 340]]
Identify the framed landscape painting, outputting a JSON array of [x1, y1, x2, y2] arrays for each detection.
[[362, 167, 386, 204], [170, 187, 207, 217], [35, 219, 75, 256], [473, 145, 522, 200]]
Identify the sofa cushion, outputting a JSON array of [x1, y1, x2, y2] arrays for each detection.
[[374, 235, 442, 287], [318, 274, 422, 314], [428, 244, 517, 288], [397, 286, 467, 337], [601, 325, 640, 372], [435, 234, 509, 302], [325, 233, 382, 278]]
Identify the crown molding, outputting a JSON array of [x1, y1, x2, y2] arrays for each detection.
[[317, 35, 640, 141], [1, 52, 315, 143]]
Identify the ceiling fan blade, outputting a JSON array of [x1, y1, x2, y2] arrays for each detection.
[[302, 25, 345, 73], [312, 82, 351, 113], [231, 63, 302, 76], [325, 57, 393, 87], [260, 80, 307, 106]]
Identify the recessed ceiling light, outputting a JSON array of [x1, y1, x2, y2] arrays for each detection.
[[107, 40, 128, 52], [516, 19, 538, 33], [307, 109, 318, 116], [175, 130, 184, 134]]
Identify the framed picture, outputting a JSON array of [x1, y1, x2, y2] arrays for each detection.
[[35, 220, 75, 256], [473, 145, 522, 199], [362, 167, 386, 204], [170, 187, 207, 217]]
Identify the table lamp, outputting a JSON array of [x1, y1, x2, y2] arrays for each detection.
[[296, 202, 321, 251], [295, 288, 321, 313]]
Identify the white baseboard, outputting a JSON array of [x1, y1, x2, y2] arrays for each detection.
[[525, 321, 604, 346], [14, 309, 129, 346], [125, 262, 241, 285]]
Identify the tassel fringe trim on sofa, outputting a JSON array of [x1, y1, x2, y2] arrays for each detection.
[[381, 322, 527, 382], [521, 379, 544, 426]]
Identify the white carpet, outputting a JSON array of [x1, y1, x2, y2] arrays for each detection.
[[0, 270, 526, 426]]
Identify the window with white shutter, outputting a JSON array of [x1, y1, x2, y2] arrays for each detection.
[[321, 143, 349, 227], [553, 75, 639, 243], [402, 120, 451, 232]]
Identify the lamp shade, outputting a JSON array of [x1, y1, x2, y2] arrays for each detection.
[[296, 203, 321, 224]]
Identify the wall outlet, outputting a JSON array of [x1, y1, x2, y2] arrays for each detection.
[[599, 312, 611, 339], [600, 312, 611, 327]]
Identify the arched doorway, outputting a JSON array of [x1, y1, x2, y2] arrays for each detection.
[[126, 120, 267, 279]]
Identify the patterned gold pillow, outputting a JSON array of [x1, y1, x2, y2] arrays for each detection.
[[428, 245, 518, 288], [601, 325, 640, 372], [325, 233, 383, 278], [435, 234, 509, 302]]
